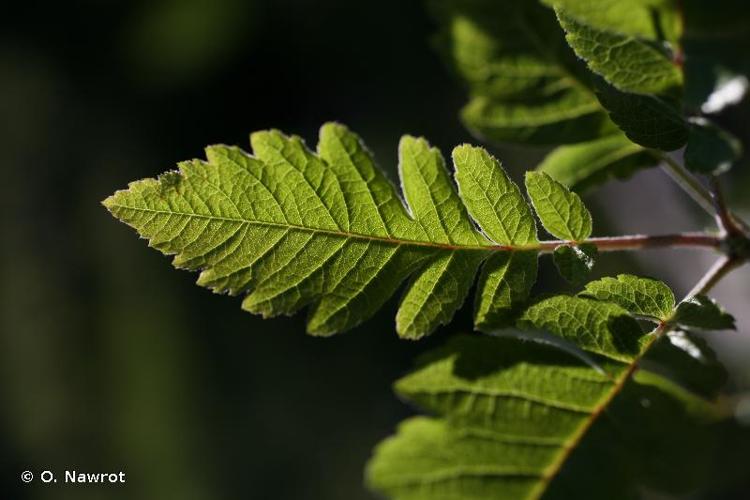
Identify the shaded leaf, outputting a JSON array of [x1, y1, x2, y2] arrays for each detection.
[[594, 77, 688, 150], [368, 334, 743, 500], [525, 171, 592, 241], [674, 295, 736, 331], [685, 118, 743, 174], [429, 0, 614, 145], [580, 274, 675, 321], [643, 330, 729, 399], [518, 294, 643, 362], [552, 243, 597, 285], [551, 8, 688, 152], [474, 250, 538, 330], [537, 133, 658, 192]]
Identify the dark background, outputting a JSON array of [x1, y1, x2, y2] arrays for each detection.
[[1, 1, 749, 499]]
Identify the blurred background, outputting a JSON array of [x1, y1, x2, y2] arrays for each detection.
[[1, 1, 749, 499]]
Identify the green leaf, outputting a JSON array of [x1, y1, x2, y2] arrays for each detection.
[[518, 294, 644, 362], [552, 8, 688, 152], [552, 243, 597, 285], [368, 334, 743, 500], [525, 171, 592, 241], [685, 118, 743, 174], [104, 123, 547, 339], [594, 77, 689, 151], [542, 0, 681, 42], [674, 295, 736, 331], [429, 0, 614, 145], [460, 93, 614, 146], [556, 9, 682, 96], [580, 274, 675, 321], [453, 145, 537, 246], [644, 330, 728, 399], [474, 251, 538, 330], [537, 133, 658, 192]]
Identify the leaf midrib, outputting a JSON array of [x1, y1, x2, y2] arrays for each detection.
[[106, 203, 527, 253], [528, 331, 661, 499]]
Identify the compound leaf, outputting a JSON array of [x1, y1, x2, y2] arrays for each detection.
[[104, 123, 549, 339], [368, 332, 743, 500], [525, 171, 592, 242]]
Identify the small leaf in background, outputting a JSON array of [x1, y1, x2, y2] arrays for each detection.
[[644, 330, 729, 399], [674, 295, 736, 331], [684, 118, 743, 174], [518, 294, 643, 362], [538, 133, 658, 192], [429, 0, 614, 146], [474, 251, 538, 330], [595, 77, 689, 151], [580, 274, 675, 322], [553, 243, 598, 285], [556, 9, 682, 96], [541, 0, 681, 43], [525, 171, 592, 241]]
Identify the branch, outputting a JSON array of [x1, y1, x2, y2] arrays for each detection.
[[709, 176, 750, 238], [658, 153, 750, 236], [659, 154, 717, 217], [685, 255, 745, 300], [533, 232, 721, 254]]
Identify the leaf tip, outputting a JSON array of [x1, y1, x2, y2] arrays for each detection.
[[101, 194, 116, 211]]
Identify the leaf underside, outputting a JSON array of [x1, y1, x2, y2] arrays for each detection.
[[105, 122, 550, 339]]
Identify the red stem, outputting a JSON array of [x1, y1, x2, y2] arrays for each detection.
[[532, 233, 722, 254]]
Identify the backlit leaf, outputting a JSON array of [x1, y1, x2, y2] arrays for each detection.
[[104, 123, 547, 339], [525, 171, 592, 241], [580, 274, 675, 321]]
